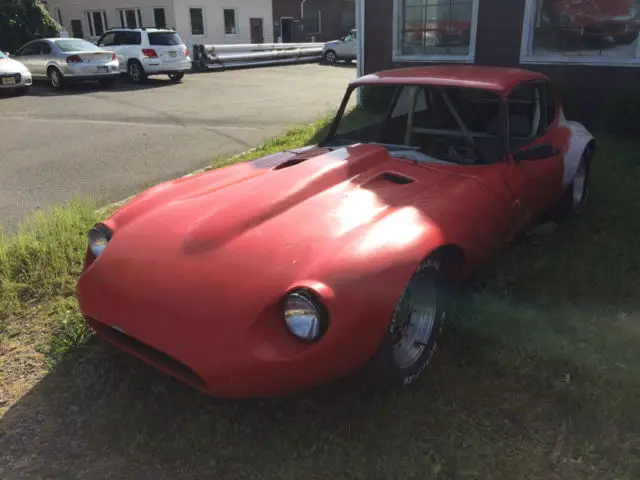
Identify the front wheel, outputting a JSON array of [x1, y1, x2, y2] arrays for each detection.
[[365, 259, 451, 390], [323, 49, 338, 64], [168, 71, 185, 82]]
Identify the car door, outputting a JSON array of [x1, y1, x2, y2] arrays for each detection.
[[13, 42, 41, 77], [501, 80, 566, 237], [35, 41, 54, 76], [337, 30, 357, 58]]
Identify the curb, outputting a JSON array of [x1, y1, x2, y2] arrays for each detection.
[[96, 147, 258, 215]]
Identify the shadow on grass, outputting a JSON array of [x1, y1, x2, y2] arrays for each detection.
[[1, 138, 639, 479]]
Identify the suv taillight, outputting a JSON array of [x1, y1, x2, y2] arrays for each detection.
[[66, 55, 82, 63], [111, 53, 117, 61], [142, 48, 158, 58], [186, 47, 189, 57]]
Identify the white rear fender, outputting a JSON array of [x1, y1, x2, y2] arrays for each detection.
[[559, 110, 594, 188]]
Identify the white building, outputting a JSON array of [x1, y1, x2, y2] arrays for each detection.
[[46, 0, 274, 46]]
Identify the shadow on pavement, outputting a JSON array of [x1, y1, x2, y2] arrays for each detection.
[[25, 76, 180, 97]]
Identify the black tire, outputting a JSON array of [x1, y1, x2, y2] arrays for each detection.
[[168, 71, 185, 82], [323, 49, 338, 64], [99, 77, 116, 87], [128, 60, 147, 84], [364, 258, 452, 390], [549, 147, 592, 223], [48, 67, 65, 89]]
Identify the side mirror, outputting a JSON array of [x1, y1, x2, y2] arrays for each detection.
[[513, 142, 558, 162]]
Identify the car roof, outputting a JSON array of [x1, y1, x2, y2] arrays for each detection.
[[104, 28, 175, 32], [351, 65, 550, 94]]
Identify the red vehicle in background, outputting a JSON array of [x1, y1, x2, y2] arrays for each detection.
[[547, 0, 640, 46], [405, 19, 471, 47]]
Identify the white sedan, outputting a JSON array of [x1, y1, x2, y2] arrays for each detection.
[[0, 51, 32, 95]]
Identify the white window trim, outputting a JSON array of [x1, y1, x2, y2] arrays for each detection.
[[85, 10, 108, 38], [117, 8, 143, 29], [392, 0, 480, 63], [520, 0, 640, 66], [189, 6, 206, 37], [222, 7, 239, 36], [306, 9, 322, 35], [152, 7, 167, 29]]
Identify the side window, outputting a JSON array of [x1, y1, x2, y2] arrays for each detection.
[[391, 86, 427, 118], [18, 43, 38, 56], [40, 42, 52, 55], [98, 32, 117, 47], [120, 31, 141, 45], [507, 82, 546, 150]]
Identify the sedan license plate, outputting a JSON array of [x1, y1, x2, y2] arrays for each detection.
[[96, 66, 108, 73], [1, 77, 16, 85], [169, 51, 177, 57]]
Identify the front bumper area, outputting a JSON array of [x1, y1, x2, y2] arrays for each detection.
[[0, 71, 32, 89]]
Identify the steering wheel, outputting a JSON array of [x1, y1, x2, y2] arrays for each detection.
[[427, 136, 486, 165]]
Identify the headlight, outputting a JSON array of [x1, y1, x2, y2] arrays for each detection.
[[283, 291, 327, 342], [88, 224, 112, 257]]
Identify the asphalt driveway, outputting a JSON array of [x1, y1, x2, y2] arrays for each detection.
[[0, 63, 356, 232]]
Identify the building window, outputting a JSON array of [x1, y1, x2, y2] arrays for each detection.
[[394, 0, 479, 61], [303, 5, 322, 34], [153, 8, 167, 29], [190, 7, 205, 35], [118, 9, 142, 28], [223, 8, 237, 34], [521, 0, 640, 65], [85, 10, 108, 37]]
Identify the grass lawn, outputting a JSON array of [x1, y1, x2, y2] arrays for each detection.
[[1, 126, 639, 479]]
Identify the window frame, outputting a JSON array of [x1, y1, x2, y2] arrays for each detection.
[[189, 7, 206, 36], [117, 8, 143, 29], [153, 7, 167, 29], [505, 80, 552, 155], [222, 7, 238, 36], [392, 0, 481, 63], [303, 5, 322, 35], [520, 0, 640, 66], [85, 10, 108, 38]]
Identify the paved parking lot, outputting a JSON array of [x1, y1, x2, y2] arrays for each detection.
[[0, 63, 356, 232]]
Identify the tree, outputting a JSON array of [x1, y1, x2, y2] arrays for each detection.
[[0, 0, 60, 53]]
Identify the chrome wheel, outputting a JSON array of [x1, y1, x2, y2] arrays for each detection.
[[49, 69, 63, 88], [391, 275, 438, 369], [129, 62, 143, 83]]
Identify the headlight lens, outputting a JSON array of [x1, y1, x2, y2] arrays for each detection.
[[283, 292, 326, 342], [88, 224, 112, 257]]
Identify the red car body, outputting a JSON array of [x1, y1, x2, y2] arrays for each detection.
[[551, 0, 639, 39], [77, 66, 594, 398]]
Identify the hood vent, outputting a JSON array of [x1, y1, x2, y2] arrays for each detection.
[[273, 157, 308, 170], [381, 172, 414, 185]]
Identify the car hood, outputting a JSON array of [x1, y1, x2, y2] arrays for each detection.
[[0, 58, 28, 74], [103, 144, 475, 257]]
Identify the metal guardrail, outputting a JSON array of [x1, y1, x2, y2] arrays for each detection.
[[192, 43, 325, 71]]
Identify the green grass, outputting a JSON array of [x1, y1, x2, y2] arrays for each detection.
[[1, 130, 640, 478]]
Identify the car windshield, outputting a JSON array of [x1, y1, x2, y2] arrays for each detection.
[[148, 32, 183, 46], [56, 39, 99, 52], [0, 52, 7, 59], [323, 84, 504, 166]]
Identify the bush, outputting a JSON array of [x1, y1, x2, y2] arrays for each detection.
[[0, 0, 60, 53]]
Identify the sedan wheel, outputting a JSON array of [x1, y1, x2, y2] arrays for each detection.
[[48, 68, 64, 89], [324, 50, 338, 64]]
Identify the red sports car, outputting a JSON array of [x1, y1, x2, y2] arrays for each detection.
[[77, 66, 595, 398], [548, 0, 639, 45]]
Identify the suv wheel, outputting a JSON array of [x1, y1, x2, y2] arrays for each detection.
[[168, 72, 185, 82], [128, 60, 147, 84]]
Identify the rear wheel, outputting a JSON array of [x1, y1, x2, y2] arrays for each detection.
[[168, 71, 185, 82], [128, 60, 147, 84], [365, 259, 451, 390], [550, 147, 592, 222], [48, 67, 65, 89]]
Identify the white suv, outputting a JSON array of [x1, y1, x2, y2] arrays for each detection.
[[96, 28, 191, 83]]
